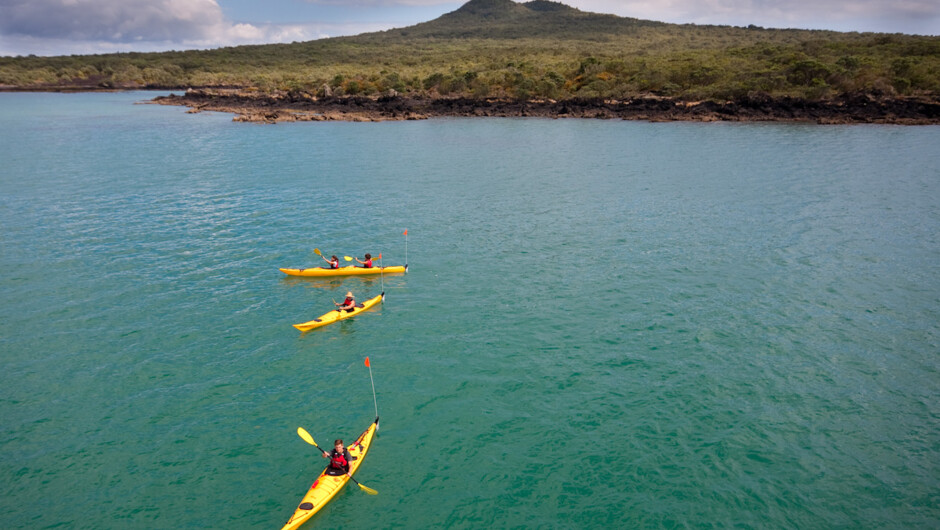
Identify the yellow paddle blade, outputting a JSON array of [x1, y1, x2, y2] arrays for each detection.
[[313, 248, 321, 256], [344, 256, 353, 261], [297, 427, 316, 446], [357, 483, 378, 495]]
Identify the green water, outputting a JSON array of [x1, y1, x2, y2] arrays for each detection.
[[1, 92, 938, 528]]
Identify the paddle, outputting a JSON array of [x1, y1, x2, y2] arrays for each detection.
[[296, 428, 378, 495], [344, 256, 354, 261]]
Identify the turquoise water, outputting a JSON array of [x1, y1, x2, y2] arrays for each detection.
[[1, 92, 938, 529]]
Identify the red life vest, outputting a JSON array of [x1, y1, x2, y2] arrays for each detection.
[[364, 259, 373, 268], [330, 259, 339, 269], [330, 450, 349, 469], [343, 297, 354, 307]]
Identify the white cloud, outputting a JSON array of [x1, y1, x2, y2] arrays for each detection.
[[0, 0, 342, 55], [0, 0, 223, 41], [303, 0, 457, 5]]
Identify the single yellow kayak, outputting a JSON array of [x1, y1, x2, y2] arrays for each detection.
[[293, 293, 384, 332], [280, 417, 379, 530], [280, 265, 407, 277]]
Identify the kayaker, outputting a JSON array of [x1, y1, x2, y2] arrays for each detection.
[[354, 253, 373, 268], [335, 292, 356, 312], [321, 254, 340, 269], [322, 439, 354, 477]]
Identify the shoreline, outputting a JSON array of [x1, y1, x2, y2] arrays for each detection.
[[150, 89, 940, 125]]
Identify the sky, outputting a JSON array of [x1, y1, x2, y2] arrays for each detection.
[[1, 0, 938, 57]]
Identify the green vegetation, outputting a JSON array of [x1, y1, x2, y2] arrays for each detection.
[[1, 0, 938, 101]]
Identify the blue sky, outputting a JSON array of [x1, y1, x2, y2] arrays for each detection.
[[1, 0, 937, 57]]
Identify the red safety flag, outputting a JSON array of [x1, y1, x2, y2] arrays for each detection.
[[403, 229, 408, 236], [377, 253, 382, 259], [364, 357, 370, 367]]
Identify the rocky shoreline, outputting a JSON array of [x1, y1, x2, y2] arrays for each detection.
[[151, 89, 940, 125]]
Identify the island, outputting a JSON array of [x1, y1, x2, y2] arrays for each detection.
[[4, 0, 940, 124]]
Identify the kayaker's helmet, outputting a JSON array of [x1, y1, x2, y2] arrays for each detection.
[[346, 291, 354, 298]]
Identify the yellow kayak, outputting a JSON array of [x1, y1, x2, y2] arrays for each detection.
[[280, 265, 407, 277], [293, 293, 384, 332], [281, 417, 379, 530]]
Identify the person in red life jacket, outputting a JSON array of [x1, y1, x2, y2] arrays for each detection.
[[321, 254, 340, 269], [322, 439, 354, 477], [335, 291, 356, 312], [354, 253, 373, 268]]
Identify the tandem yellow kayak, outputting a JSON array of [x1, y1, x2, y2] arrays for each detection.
[[280, 265, 407, 277], [293, 293, 384, 332], [280, 417, 379, 530]]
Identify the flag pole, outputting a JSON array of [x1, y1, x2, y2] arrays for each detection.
[[365, 357, 378, 425]]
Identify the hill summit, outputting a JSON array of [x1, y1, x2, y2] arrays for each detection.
[[452, 0, 532, 17], [385, 0, 660, 39], [449, 0, 581, 17]]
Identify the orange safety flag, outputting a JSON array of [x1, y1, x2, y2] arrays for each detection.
[[364, 357, 370, 367], [377, 253, 382, 259], [403, 230, 408, 236]]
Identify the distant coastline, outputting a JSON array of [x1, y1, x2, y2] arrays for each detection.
[[4, 0, 939, 125], [151, 89, 940, 125]]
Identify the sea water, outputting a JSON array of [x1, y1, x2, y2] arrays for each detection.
[[1, 92, 938, 528]]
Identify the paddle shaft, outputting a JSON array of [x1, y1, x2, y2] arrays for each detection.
[[308, 439, 373, 490]]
